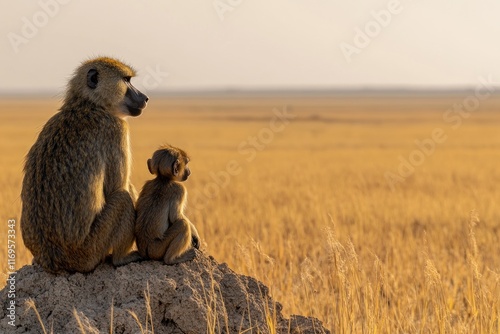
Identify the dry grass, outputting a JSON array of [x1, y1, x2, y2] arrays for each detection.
[[1, 96, 500, 333]]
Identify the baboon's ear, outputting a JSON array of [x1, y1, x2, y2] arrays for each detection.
[[173, 159, 180, 176], [87, 69, 98, 89], [147, 159, 155, 175]]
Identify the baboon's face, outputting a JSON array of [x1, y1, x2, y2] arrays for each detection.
[[179, 160, 191, 182], [119, 77, 149, 117], [87, 69, 148, 118], [173, 155, 191, 182], [73, 58, 148, 118]]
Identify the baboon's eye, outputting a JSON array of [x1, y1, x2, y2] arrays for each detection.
[[124, 76, 131, 83]]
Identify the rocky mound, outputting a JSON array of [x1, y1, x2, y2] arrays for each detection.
[[1, 251, 330, 333]]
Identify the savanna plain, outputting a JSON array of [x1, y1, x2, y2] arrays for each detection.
[[1, 96, 500, 333]]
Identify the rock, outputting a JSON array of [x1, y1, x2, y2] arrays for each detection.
[[1, 251, 330, 333]]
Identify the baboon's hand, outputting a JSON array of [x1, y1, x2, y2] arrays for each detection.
[[189, 222, 200, 249], [192, 235, 200, 249]]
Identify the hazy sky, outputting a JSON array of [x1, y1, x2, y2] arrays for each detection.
[[2, 1, 500, 94]]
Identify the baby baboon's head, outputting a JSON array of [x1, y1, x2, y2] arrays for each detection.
[[148, 145, 191, 182]]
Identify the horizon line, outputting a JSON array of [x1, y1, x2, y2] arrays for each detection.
[[2, 86, 500, 99]]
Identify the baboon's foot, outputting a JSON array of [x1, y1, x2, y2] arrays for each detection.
[[112, 250, 143, 267], [164, 248, 196, 265]]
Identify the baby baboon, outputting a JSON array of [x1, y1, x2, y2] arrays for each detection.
[[21, 57, 148, 273], [135, 145, 200, 265]]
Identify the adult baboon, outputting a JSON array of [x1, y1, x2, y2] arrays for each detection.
[[135, 144, 200, 265], [21, 57, 148, 273]]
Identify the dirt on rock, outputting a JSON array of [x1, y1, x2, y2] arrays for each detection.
[[1, 251, 330, 333]]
